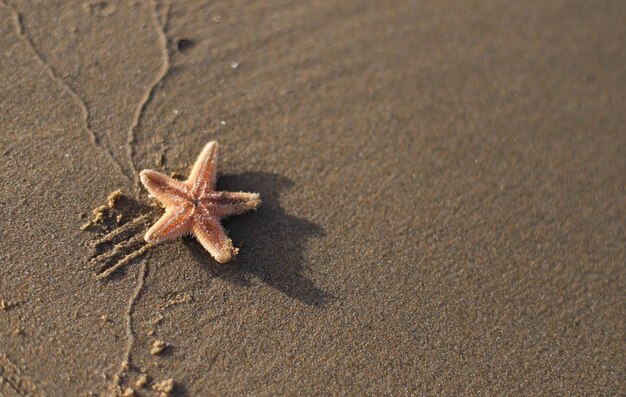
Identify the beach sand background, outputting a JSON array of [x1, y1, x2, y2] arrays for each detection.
[[0, 0, 624, 395]]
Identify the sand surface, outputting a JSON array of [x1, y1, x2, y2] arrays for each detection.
[[1, 0, 625, 396]]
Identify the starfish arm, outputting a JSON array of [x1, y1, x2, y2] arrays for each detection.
[[204, 192, 261, 217], [144, 204, 193, 244], [192, 216, 236, 263], [140, 170, 191, 206], [187, 141, 219, 196]]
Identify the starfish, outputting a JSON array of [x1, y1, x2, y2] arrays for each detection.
[[139, 141, 260, 263]]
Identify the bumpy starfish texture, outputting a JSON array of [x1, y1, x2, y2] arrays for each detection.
[[139, 141, 260, 263]]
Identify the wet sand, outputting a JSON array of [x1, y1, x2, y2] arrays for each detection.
[[0, 0, 624, 395]]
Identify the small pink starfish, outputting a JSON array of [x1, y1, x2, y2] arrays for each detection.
[[139, 141, 260, 263]]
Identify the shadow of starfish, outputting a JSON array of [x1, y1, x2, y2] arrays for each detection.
[[185, 172, 332, 307]]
